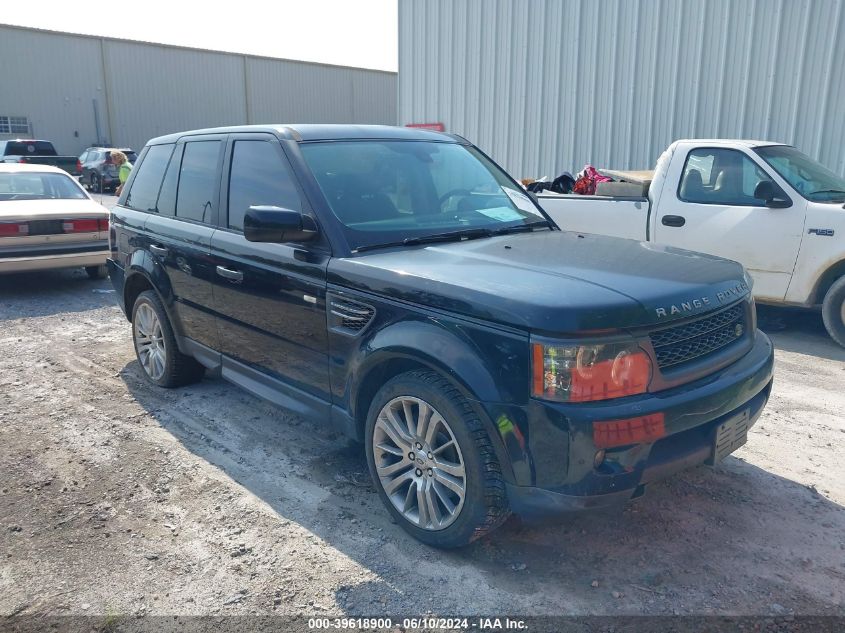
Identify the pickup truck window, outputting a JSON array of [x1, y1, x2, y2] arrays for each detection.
[[3, 141, 57, 156], [125, 144, 174, 213], [679, 147, 777, 207], [300, 140, 545, 251], [0, 172, 86, 201], [227, 140, 301, 231], [176, 141, 222, 224], [755, 145, 845, 203]]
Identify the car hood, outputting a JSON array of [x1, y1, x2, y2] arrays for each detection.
[[328, 231, 750, 333]]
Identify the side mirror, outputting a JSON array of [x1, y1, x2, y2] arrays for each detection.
[[754, 181, 791, 208], [243, 205, 318, 243]]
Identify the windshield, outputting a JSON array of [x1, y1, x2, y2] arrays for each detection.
[[755, 145, 845, 202], [0, 172, 87, 201], [299, 140, 546, 251]]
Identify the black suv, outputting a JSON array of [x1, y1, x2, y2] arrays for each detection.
[[79, 147, 137, 192], [108, 125, 774, 547]]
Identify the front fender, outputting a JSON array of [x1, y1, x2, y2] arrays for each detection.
[[339, 317, 529, 484]]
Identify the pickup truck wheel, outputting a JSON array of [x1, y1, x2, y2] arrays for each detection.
[[85, 265, 107, 280], [365, 370, 509, 548], [822, 276, 845, 348], [131, 290, 205, 387]]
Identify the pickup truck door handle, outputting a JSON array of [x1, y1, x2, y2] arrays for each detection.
[[149, 244, 168, 256], [661, 215, 686, 227], [216, 265, 244, 283]]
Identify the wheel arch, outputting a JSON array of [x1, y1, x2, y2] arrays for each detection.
[[810, 258, 845, 305], [350, 338, 517, 484], [122, 251, 186, 348]]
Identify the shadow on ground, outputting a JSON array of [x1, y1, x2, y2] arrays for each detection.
[[757, 304, 845, 361], [0, 269, 115, 321], [121, 353, 845, 615]]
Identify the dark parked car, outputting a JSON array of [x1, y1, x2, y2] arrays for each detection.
[[78, 147, 137, 193], [108, 125, 774, 547], [0, 139, 79, 174]]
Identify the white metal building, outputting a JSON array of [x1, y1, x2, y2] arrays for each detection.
[[0, 24, 397, 156], [399, 0, 845, 178]]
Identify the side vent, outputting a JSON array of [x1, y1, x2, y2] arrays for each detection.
[[328, 294, 375, 336]]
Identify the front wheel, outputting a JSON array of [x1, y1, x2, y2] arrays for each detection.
[[365, 370, 509, 548], [822, 276, 845, 348]]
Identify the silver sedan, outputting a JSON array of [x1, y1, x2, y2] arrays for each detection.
[[0, 163, 110, 278]]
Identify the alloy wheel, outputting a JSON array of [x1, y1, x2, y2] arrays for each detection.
[[134, 303, 166, 381], [372, 396, 466, 531]]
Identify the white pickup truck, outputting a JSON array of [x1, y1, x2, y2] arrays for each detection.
[[539, 140, 845, 346]]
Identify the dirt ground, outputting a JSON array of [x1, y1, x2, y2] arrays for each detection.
[[0, 266, 844, 620]]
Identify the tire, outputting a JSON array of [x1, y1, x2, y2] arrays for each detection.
[[85, 265, 107, 280], [90, 172, 100, 194], [131, 290, 205, 388], [822, 276, 845, 348], [364, 370, 509, 548]]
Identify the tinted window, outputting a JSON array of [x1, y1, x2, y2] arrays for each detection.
[[125, 144, 174, 212], [4, 141, 57, 156], [227, 141, 301, 231], [156, 145, 183, 217], [678, 148, 777, 206], [176, 141, 221, 224]]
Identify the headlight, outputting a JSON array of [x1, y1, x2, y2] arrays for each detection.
[[532, 340, 652, 402]]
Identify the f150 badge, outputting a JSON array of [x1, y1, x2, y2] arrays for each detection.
[[808, 228, 835, 237], [655, 282, 749, 318]]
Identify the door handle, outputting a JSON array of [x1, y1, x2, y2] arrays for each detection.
[[216, 265, 244, 283], [661, 215, 686, 227], [149, 244, 168, 256]]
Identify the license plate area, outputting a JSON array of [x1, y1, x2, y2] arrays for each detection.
[[707, 408, 750, 465]]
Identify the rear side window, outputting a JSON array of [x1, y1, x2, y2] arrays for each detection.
[[125, 144, 174, 212], [176, 141, 222, 224], [155, 145, 183, 217], [227, 140, 301, 231]]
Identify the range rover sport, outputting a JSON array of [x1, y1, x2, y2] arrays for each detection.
[[108, 125, 774, 547]]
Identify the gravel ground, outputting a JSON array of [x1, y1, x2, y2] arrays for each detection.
[[0, 267, 843, 621]]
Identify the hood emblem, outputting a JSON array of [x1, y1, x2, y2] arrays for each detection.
[[655, 282, 750, 318]]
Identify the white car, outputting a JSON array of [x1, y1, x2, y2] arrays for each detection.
[[0, 163, 109, 278], [539, 140, 845, 346]]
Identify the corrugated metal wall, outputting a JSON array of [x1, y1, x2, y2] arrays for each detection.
[[0, 24, 397, 156], [399, 0, 845, 178]]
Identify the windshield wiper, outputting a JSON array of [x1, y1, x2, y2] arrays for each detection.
[[808, 189, 845, 198], [492, 220, 553, 235], [355, 227, 494, 253]]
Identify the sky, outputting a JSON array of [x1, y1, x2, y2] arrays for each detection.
[[2, 0, 398, 72]]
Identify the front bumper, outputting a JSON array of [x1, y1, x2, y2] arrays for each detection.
[[482, 331, 774, 517], [0, 248, 108, 274]]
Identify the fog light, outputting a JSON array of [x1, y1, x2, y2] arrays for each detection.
[[593, 449, 606, 468]]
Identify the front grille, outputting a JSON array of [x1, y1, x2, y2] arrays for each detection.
[[650, 302, 746, 370]]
